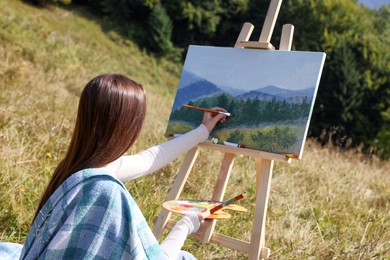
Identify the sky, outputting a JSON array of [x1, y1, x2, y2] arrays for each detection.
[[357, 0, 390, 9], [182, 45, 326, 91]]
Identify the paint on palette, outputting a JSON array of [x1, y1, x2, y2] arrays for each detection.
[[162, 200, 247, 219]]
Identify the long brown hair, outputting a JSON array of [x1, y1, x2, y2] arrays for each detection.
[[34, 74, 146, 220]]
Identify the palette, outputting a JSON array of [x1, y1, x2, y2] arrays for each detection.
[[163, 199, 247, 219]]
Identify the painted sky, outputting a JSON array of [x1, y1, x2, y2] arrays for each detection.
[[182, 45, 326, 91]]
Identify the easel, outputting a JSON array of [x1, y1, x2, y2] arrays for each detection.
[[153, 0, 294, 259]]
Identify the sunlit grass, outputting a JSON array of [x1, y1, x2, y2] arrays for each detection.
[[1, 1, 389, 259]]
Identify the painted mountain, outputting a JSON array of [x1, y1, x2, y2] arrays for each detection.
[[171, 71, 224, 111], [165, 45, 326, 159]]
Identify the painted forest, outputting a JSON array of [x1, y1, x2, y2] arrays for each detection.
[[168, 92, 311, 153]]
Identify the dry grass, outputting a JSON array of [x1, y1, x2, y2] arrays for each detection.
[[1, 1, 389, 259]]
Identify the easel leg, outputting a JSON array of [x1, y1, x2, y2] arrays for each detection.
[[249, 158, 274, 260], [153, 147, 200, 239], [198, 153, 235, 243]]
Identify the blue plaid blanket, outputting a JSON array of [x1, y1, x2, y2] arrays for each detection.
[[11, 169, 166, 259]]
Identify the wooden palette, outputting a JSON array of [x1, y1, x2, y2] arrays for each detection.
[[163, 199, 247, 219]]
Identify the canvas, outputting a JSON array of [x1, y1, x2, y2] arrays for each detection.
[[165, 45, 326, 158]]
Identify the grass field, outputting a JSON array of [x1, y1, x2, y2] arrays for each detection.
[[1, 1, 389, 259]]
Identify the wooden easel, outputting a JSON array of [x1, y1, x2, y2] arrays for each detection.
[[153, 0, 294, 259]]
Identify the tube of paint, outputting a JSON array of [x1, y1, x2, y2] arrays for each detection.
[[223, 141, 245, 148], [208, 137, 219, 144]]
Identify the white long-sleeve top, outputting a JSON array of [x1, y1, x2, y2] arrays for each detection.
[[103, 124, 208, 182], [100, 124, 209, 259]]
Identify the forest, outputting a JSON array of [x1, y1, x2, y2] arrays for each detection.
[[170, 94, 311, 128], [24, 0, 390, 159], [167, 93, 310, 153], [1, 1, 390, 258]]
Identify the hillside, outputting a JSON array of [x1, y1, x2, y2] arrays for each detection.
[[1, 1, 390, 259]]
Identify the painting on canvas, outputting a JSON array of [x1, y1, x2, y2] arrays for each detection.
[[165, 45, 326, 158]]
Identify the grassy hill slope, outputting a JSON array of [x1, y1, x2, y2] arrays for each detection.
[[1, 1, 389, 259]]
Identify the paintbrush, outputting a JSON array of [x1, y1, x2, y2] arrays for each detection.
[[210, 194, 244, 214], [183, 104, 234, 117]]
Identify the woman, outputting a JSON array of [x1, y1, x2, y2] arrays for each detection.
[[18, 74, 226, 259]]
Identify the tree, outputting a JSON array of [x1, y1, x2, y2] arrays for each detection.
[[228, 130, 244, 143], [251, 127, 296, 152], [162, 0, 250, 48], [311, 43, 366, 147], [148, 4, 174, 55], [278, 0, 389, 158], [24, 0, 390, 158]]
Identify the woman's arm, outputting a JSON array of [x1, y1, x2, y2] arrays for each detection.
[[110, 107, 226, 182], [160, 212, 199, 259], [114, 124, 209, 182], [160, 210, 210, 259]]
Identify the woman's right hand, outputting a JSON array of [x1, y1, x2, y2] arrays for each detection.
[[201, 107, 227, 134]]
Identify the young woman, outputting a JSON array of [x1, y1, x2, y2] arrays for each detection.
[[18, 74, 226, 259]]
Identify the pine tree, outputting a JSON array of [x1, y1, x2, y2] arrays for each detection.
[[148, 4, 173, 55]]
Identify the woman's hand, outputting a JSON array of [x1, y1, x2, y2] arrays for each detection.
[[197, 209, 211, 224], [201, 107, 227, 134]]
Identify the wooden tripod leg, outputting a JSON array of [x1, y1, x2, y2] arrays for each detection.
[[249, 158, 274, 260], [259, 0, 282, 43], [279, 24, 294, 51], [153, 147, 200, 239], [197, 153, 235, 243], [234, 22, 254, 48]]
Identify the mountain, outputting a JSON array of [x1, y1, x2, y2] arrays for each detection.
[[173, 72, 315, 110], [218, 85, 247, 96], [257, 86, 315, 99], [237, 86, 315, 103], [172, 79, 222, 110], [178, 70, 204, 89], [237, 90, 281, 101]]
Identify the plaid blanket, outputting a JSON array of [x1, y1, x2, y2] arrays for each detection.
[[0, 242, 23, 260], [19, 169, 166, 259]]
